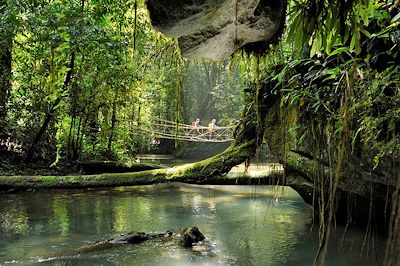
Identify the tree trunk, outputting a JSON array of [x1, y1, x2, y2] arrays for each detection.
[[73, 115, 83, 159], [67, 116, 76, 159], [0, 138, 256, 189], [133, 0, 138, 50], [175, 68, 182, 149], [0, 0, 12, 131], [26, 52, 75, 161], [137, 102, 142, 127], [79, 161, 164, 174], [77, 113, 88, 158], [107, 87, 118, 152], [0, 45, 11, 130]]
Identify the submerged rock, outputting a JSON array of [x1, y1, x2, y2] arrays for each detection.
[[47, 227, 205, 260], [110, 232, 150, 244], [180, 226, 206, 247], [146, 0, 287, 60]]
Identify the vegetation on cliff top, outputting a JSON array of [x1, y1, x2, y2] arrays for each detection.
[[1, 0, 399, 265]]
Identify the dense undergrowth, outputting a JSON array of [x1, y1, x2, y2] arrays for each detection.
[[1, 0, 399, 265], [260, 2, 400, 264]]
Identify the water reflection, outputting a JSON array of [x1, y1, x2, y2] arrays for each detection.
[[0, 183, 384, 265], [113, 196, 153, 232], [0, 205, 29, 234], [51, 198, 69, 235]]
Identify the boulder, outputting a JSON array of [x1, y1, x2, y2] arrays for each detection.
[[146, 0, 287, 60], [179, 226, 206, 247]]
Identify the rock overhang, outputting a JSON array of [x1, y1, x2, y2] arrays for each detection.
[[146, 0, 287, 61]]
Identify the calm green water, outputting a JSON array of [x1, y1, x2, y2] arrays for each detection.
[[0, 183, 383, 265]]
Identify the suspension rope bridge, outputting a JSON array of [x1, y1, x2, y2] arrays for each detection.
[[134, 118, 235, 143]]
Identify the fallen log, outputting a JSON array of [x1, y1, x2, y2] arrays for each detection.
[[0, 140, 256, 189], [0, 96, 258, 190], [79, 161, 164, 174]]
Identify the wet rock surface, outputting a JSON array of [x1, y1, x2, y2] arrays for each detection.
[[180, 226, 206, 247], [47, 227, 204, 260], [146, 0, 286, 60]]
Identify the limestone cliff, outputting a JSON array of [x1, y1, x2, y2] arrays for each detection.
[[146, 0, 286, 60]]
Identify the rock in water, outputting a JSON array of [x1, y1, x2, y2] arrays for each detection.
[[146, 0, 287, 61], [41, 227, 204, 261], [110, 232, 150, 244], [180, 226, 206, 247]]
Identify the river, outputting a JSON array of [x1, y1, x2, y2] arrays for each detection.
[[0, 183, 384, 265]]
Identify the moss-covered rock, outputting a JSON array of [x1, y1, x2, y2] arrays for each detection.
[[261, 83, 397, 227]]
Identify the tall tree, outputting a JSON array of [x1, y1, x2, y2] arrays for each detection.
[[0, 0, 14, 131], [26, 51, 75, 161]]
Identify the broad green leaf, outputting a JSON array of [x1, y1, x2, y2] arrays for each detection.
[[360, 27, 371, 38], [310, 32, 321, 57], [350, 32, 358, 51]]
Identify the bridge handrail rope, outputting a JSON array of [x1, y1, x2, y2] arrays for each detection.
[[136, 127, 232, 143], [129, 117, 236, 142], [153, 117, 234, 130]]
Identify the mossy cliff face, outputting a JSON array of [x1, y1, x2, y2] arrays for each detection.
[[262, 89, 397, 226], [146, 0, 287, 60]]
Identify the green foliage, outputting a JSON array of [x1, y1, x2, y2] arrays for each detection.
[[3, 0, 396, 169], [287, 0, 398, 57], [275, 1, 399, 167], [1, 0, 247, 162]]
